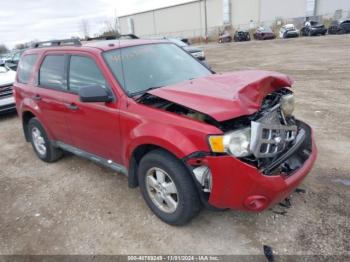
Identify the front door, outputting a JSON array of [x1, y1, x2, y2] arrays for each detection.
[[62, 54, 122, 163]]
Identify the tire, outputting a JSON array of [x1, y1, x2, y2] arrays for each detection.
[[28, 118, 63, 163], [138, 149, 202, 226]]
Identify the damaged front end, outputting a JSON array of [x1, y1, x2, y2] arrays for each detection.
[[138, 87, 316, 211], [215, 88, 313, 177]]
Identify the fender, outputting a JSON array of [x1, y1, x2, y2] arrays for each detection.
[[125, 122, 208, 166]]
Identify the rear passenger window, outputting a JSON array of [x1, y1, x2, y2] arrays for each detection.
[[68, 56, 107, 93], [17, 54, 38, 84], [39, 55, 66, 89]]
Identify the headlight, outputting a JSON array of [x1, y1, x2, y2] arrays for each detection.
[[208, 127, 251, 157], [281, 94, 295, 116]]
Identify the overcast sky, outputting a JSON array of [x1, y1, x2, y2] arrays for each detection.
[[0, 0, 192, 49]]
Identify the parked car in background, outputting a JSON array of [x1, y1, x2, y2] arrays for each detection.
[[118, 34, 140, 40], [0, 64, 16, 115], [167, 38, 205, 61], [218, 31, 232, 43], [253, 27, 276, 40], [328, 20, 350, 34], [0, 54, 10, 64], [5, 49, 26, 71], [279, 24, 299, 38], [233, 30, 251, 42], [300, 21, 327, 36], [14, 39, 316, 225]]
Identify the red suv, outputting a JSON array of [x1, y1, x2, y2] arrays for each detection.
[[14, 39, 317, 225]]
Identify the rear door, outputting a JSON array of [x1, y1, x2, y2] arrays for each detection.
[[34, 53, 71, 143], [61, 53, 122, 162]]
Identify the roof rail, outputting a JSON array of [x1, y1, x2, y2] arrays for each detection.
[[32, 39, 82, 48]]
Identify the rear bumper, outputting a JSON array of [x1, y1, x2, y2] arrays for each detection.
[[197, 122, 317, 211]]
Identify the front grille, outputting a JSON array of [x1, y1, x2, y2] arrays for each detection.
[[250, 106, 297, 158], [0, 85, 13, 98]]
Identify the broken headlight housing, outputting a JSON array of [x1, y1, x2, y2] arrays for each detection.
[[281, 94, 295, 116], [208, 127, 251, 157]]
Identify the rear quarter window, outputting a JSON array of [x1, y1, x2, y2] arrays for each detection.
[[17, 54, 38, 84]]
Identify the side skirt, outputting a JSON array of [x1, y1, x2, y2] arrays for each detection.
[[55, 141, 128, 176]]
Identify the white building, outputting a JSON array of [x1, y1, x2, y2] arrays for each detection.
[[118, 0, 350, 38]]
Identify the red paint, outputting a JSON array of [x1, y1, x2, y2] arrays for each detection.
[[206, 138, 317, 210], [14, 40, 316, 211]]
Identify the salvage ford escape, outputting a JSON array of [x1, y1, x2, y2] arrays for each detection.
[[14, 39, 317, 225]]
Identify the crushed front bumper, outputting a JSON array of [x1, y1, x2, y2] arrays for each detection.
[[190, 121, 317, 211]]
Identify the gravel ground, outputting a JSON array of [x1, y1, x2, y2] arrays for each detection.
[[0, 35, 349, 256]]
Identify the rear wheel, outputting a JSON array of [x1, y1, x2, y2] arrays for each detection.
[[28, 118, 63, 162], [138, 149, 202, 226]]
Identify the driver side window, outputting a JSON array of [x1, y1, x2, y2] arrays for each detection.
[[68, 56, 108, 94]]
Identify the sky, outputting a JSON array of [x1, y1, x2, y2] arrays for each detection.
[[0, 0, 192, 49]]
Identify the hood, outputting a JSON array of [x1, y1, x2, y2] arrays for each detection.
[[0, 67, 16, 86], [183, 46, 202, 53], [149, 70, 293, 121]]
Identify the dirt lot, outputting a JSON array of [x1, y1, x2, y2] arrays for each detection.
[[0, 35, 349, 256]]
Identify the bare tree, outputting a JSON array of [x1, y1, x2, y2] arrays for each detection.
[[15, 43, 26, 50], [0, 44, 9, 54], [80, 19, 90, 39], [102, 17, 120, 37]]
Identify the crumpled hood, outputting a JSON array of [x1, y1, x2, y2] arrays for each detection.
[[149, 70, 293, 121]]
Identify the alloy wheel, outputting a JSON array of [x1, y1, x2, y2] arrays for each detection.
[[145, 167, 179, 213], [31, 127, 47, 156]]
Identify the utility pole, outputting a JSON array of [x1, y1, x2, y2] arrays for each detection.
[[204, 0, 208, 43]]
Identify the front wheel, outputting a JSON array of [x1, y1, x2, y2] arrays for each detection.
[[138, 149, 202, 226]]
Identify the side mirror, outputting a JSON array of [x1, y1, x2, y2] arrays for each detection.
[[78, 86, 113, 103]]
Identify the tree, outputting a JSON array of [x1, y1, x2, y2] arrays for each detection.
[[102, 17, 120, 37], [80, 19, 90, 39], [93, 17, 120, 39], [15, 43, 26, 50], [0, 44, 9, 54]]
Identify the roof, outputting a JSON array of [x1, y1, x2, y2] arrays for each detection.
[[82, 39, 168, 51], [23, 39, 169, 55]]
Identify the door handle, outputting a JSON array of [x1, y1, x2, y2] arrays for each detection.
[[32, 94, 41, 101], [67, 103, 79, 111]]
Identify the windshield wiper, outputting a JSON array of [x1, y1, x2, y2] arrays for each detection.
[[130, 86, 163, 98]]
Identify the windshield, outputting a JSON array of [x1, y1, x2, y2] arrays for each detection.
[[103, 43, 211, 96]]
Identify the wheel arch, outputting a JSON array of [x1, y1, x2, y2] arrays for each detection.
[[127, 142, 193, 189], [22, 109, 54, 142], [22, 110, 37, 142]]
